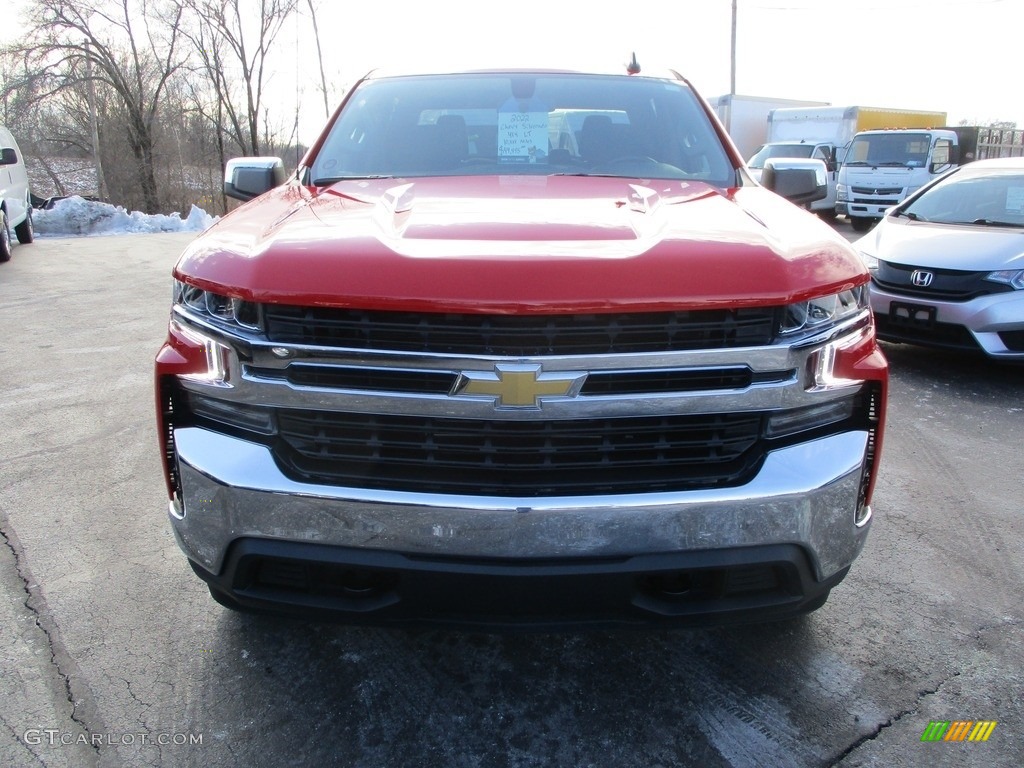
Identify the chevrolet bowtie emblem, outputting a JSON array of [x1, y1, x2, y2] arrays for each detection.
[[453, 364, 586, 408]]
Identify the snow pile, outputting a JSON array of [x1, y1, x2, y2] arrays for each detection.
[[33, 196, 218, 237]]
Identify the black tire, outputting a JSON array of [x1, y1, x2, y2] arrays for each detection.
[[0, 210, 11, 263], [850, 216, 874, 232], [14, 205, 34, 244]]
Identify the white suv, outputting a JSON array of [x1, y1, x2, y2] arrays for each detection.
[[0, 125, 34, 262]]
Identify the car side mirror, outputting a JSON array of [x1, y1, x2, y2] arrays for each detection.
[[760, 158, 828, 206], [0, 148, 17, 166], [224, 157, 286, 202]]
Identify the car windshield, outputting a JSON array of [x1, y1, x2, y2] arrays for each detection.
[[746, 143, 814, 169], [901, 169, 1024, 227], [844, 133, 930, 168], [309, 72, 735, 185]]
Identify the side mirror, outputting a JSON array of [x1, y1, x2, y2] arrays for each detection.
[[760, 158, 828, 206], [224, 157, 285, 202], [0, 147, 17, 166]]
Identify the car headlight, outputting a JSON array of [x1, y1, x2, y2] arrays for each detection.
[[857, 250, 879, 272], [836, 183, 848, 202], [987, 269, 1024, 290], [781, 285, 869, 336], [173, 279, 260, 330]]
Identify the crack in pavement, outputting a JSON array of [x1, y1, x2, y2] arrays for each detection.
[[1, 711, 49, 768], [827, 612, 1021, 766], [0, 509, 103, 768], [826, 670, 962, 766]]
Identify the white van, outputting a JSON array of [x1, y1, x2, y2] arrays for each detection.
[[0, 125, 34, 262]]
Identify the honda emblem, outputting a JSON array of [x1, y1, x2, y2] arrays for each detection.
[[910, 270, 934, 287]]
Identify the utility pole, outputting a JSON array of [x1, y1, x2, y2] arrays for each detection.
[[84, 39, 107, 200], [730, 0, 737, 96]]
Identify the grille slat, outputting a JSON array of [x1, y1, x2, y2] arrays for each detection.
[[275, 411, 764, 496], [263, 306, 777, 354], [247, 365, 780, 396]]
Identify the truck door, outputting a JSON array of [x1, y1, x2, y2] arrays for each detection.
[[931, 137, 954, 173], [813, 144, 838, 209]]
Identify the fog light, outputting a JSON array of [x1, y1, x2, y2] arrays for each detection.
[[187, 392, 276, 435], [766, 396, 856, 438]]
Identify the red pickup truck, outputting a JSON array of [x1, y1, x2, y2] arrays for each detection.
[[155, 66, 887, 628]]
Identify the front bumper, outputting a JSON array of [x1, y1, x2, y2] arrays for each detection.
[[845, 203, 890, 219], [870, 284, 1024, 361], [170, 426, 872, 626]]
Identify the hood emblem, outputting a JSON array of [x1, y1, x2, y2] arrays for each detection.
[[910, 270, 934, 287], [452, 364, 586, 408]]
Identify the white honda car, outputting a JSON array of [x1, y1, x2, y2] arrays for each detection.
[[856, 156, 1024, 362]]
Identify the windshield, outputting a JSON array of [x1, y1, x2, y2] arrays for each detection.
[[746, 143, 814, 169], [310, 73, 734, 185], [845, 132, 930, 168], [902, 169, 1024, 227]]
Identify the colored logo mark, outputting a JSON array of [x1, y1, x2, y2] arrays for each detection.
[[921, 721, 997, 742]]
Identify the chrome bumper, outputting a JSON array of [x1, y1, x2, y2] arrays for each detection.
[[169, 426, 871, 582]]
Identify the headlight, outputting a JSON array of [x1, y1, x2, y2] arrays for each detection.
[[858, 250, 879, 272], [836, 183, 848, 202], [173, 280, 260, 329], [986, 269, 1024, 290], [781, 285, 869, 336]]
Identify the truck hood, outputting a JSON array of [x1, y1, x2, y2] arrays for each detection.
[[177, 176, 863, 313]]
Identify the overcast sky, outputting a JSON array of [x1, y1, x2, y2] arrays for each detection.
[[6, 0, 1023, 143]]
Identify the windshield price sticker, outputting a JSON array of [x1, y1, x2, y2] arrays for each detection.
[[498, 102, 548, 164]]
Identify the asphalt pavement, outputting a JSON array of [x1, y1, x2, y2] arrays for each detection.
[[0, 230, 1021, 768]]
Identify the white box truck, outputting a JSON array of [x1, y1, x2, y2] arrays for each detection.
[[747, 106, 946, 218], [707, 94, 828, 160], [838, 125, 1024, 230]]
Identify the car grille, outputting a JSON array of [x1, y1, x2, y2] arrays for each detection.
[[263, 305, 778, 354], [851, 186, 902, 195], [273, 410, 766, 496], [173, 304, 876, 499], [872, 261, 1014, 302]]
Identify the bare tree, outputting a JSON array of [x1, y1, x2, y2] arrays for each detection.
[[175, 17, 234, 210], [305, 0, 330, 122], [8, 0, 317, 214], [22, 0, 185, 213], [0, 44, 91, 199], [181, 0, 299, 157]]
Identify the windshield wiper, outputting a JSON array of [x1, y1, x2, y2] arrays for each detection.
[[895, 210, 926, 221], [877, 161, 910, 167], [313, 175, 393, 184], [970, 218, 1024, 228], [548, 172, 631, 178]]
